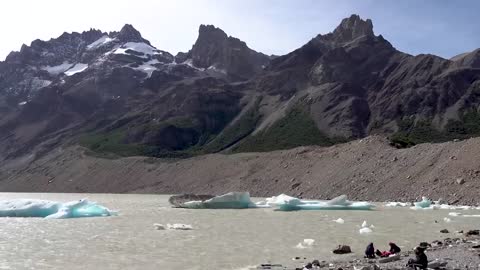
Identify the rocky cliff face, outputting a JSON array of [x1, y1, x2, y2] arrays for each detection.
[[175, 24, 271, 80], [0, 15, 480, 163]]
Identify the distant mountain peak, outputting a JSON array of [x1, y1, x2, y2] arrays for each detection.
[[198, 24, 228, 38], [117, 24, 149, 44], [176, 24, 269, 80], [332, 14, 374, 42]]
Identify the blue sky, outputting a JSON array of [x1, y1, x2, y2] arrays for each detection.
[[1, 0, 479, 60]]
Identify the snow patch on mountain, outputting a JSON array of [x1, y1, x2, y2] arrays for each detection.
[[87, 36, 114, 50], [207, 65, 227, 74], [113, 42, 160, 58], [182, 59, 205, 71], [65, 63, 88, 76], [133, 59, 160, 78], [42, 62, 73, 75]]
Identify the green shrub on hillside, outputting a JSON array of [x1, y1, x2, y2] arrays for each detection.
[[390, 110, 480, 148], [233, 107, 345, 152]]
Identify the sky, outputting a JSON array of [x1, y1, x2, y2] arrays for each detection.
[[1, 0, 479, 61]]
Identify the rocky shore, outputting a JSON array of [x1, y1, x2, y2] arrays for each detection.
[[3, 136, 480, 206], [257, 233, 480, 270]]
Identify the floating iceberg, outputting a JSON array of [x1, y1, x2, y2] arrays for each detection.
[[413, 197, 432, 209], [359, 220, 374, 234], [172, 193, 374, 211], [334, 218, 345, 224], [359, 227, 373, 234], [295, 239, 315, 249], [261, 194, 374, 211], [0, 198, 116, 219], [176, 192, 258, 209], [385, 202, 411, 207], [410, 197, 477, 210]]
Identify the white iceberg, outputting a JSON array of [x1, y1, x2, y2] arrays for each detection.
[[443, 217, 452, 223], [411, 197, 476, 210], [0, 198, 116, 219], [261, 194, 374, 211], [385, 202, 410, 207], [176, 193, 374, 211], [359, 220, 374, 234], [334, 218, 345, 224], [359, 227, 373, 234], [295, 239, 315, 249], [180, 192, 257, 209]]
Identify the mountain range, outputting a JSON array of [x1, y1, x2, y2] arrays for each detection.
[[1, 14, 480, 163]]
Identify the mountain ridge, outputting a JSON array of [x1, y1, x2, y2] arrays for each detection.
[[0, 14, 480, 164]]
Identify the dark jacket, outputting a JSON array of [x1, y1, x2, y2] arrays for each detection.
[[365, 243, 375, 258], [389, 243, 401, 254], [409, 252, 428, 269]]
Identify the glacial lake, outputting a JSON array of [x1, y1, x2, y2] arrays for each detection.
[[0, 193, 479, 270]]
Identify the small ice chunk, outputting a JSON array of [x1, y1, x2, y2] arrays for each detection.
[[18, 101, 27, 106], [449, 212, 461, 217], [166, 223, 193, 230], [303, 239, 315, 246], [443, 217, 451, 223], [295, 239, 315, 249], [359, 227, 373, 234], [385, 202, 410, 207], [414, 197, 432, 208], [334, 218, 345, 224], [360, 221, 373, 234]]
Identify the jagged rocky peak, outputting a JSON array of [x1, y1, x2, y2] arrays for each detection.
[[177, 24, 270, 80], [198, 24, 229, 42], [332, 14, 374, 42], [116, 24, 149, 44]]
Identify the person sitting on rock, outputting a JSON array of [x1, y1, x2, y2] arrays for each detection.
[[364, 242, 375, 258], [406, 246, 428, 270], [375, 242, 402, 257], [389, 242, 401, 254]]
